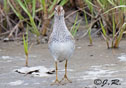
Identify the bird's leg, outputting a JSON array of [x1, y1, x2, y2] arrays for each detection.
[[60, 60, 72, 83], [51, 61, 60, 85]]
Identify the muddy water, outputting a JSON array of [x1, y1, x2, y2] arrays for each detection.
[[0, 38, 126, 88]]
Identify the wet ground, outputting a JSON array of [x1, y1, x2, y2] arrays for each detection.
[[0, 38, 126, 88]]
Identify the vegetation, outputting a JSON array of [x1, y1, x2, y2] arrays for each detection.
[[23, 28, 28, 66], [84, 0, 126, 48], [0, 0, 126, 49], [23, 25, 33, 66]]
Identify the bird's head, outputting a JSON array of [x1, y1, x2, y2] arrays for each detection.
[[54, 5, 64, 18]]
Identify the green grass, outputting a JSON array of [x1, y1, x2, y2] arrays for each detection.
[[70, 13, 81, 37], [100, 20, 109, 48], [1, 0, 126, 49], [23, 28, 29, 66], [85, 0, 126, 48], [17, 0, 40, 37], [84, 10, 93, 45]]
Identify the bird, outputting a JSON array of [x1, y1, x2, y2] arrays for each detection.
[[48, 5, 75, 85]]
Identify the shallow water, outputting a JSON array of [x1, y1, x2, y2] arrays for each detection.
[[0, 38, 126, 88]]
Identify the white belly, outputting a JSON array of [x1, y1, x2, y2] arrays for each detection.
[[49, 41, 75, 62]]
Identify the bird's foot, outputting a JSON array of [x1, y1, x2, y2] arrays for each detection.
[[51, 79, 61, 85], [60, 75, 72, 85]]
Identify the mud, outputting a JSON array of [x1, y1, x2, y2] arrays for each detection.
[[0, 38, 126, 88]]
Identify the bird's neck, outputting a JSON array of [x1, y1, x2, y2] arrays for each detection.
[[53, 15, 66, 31], [54, 15, 65, 23]]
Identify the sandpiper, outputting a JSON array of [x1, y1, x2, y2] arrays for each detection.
[[48, 5, 75, 85]]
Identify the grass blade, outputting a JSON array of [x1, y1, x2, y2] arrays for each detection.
[[32, 0, 36, 18], [71, 13, 78, 34], [8, 0, 24, 20], [88, 28, 92, 45], [100, 20, 109, 48]]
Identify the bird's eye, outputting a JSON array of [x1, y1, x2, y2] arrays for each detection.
[[55, 8, 57, 12]]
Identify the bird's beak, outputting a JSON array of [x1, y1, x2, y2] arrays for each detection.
[[58, 11, 60, 16], [57, 7, 61, 20], [58, 12, 61, 20], [57, 7, 61, 15]]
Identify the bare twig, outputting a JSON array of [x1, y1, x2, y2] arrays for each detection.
[[80, 17, 102, 38], [0, 31, 10, 36], [28, 43, 34, 54], [65, 10, 80, 19], [8, 21, 20, 38]]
